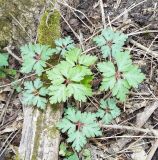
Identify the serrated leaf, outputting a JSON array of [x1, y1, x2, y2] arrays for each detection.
[[93, 28, 128, 58], [114, 51, 132, 72], [67, 83, 92, 102], [47, 60, 93, 104], [123, 65, 145, 88], [68, 131, 86, 152], [65, 153, 79, 160], [58, 107, 102, 152], [65, 48, 97, 66], [112, 79, 130, 102], [97, 62, 115, 77], [22, 78, 48, 109], [0, 53, 8, 67], [20, 43, 55, 75], [98, 51, 145, 101], [96, 99, 121, 124], [55, 36, 75, 55]]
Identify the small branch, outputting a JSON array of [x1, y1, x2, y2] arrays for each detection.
[[4, 45, 23, 63], [129, 39, 158, 58], [101, 124, 158, 136], [99, 0, 106, 28], [146, 139, 158, 160]]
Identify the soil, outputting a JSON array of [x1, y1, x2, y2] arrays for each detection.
[[0, 0, 158, 159]]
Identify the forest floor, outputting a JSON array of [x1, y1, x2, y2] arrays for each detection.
[[0, 0, 158, 159]]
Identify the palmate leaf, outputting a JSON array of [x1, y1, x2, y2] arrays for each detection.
[[22, 78, 48, 109], [98, 51, 145, 101], [93, 28, 128, 58], [47, 62, 92, 104], [0, 53, 8, 67], [58, 107, 102, 152], [96, 99, 121, 124], [65, 48, 97, 67], [47, 48, 97, 104], [20, 43, 55, 75], [55, 36, 75, 55]]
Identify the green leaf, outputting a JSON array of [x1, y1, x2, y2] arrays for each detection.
[[83, 149, 92, 160], [0, 53, 8, 67], [58, 107, 102, 152], [65, 48, 97, 66], [97, 62, 115, 77], [47, 60, 93, 104], [123, 65, 145, 88], [96, 99, 121, 124], [114, 51, 132, 72], [93, 28, 128, 58], [112, 79, 130, 102], [20, 43, 55, 75], [98, 51, 145, 101], [65, 153, 79, 160], [22, 78, 48, 109], [55, 36, 75, 55]]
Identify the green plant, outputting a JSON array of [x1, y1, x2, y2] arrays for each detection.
[[0, 53, 16, 78], [54, 36, 75, 55], [20, 43, 55, 75], [58, 107, 102, 152], [22, 78, 48, 109], [47, 48, 97, 104], [96, 98, 121, 124], [17, 28, 145, 153], [83, 149, 92, 160], [59, 142, 72, 157], [93, 28, 128, 58], [97, 51, 145, 101], [0, 53, 8, 67]]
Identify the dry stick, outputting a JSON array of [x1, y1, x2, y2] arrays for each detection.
[[101, 124, 158, 137], [136, 101, 158, 128], [0, 89, 15, 125], [0, 130, 20, 158], [146, 139, 158, 160], [4, 46, 23, 63], [128, 30, 158, 36], [58, 0, 95, 27], [129, 39, 158, 58], [99, 0, 106, 28]]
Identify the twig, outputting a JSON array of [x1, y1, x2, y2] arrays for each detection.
[[130, 39, 158, 58], [128, 30, 158, 36], [101, 124, 158, 136], [0, 89, 15, 125], [146, 139, 158, 160], [4, 45, 23, 63], [99, 0, 106, 28], [136, 101, 158, 128]]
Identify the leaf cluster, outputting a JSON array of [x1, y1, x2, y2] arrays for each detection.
[[94, 28, 145, 101], [58, 107, 102, 152], [20, 43, 55, 75], [22, 78, 48, 109], [47, 48, 97, 104]]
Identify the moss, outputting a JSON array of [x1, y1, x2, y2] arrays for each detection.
[[45, 124, 59, 138], [31, 112, 44, 160], [37, 10, 61, 48], [0, 19, 12, 48]]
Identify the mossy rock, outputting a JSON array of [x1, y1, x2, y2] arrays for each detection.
[[0, 0, 46, 48], [37, 10, 61, 48]]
